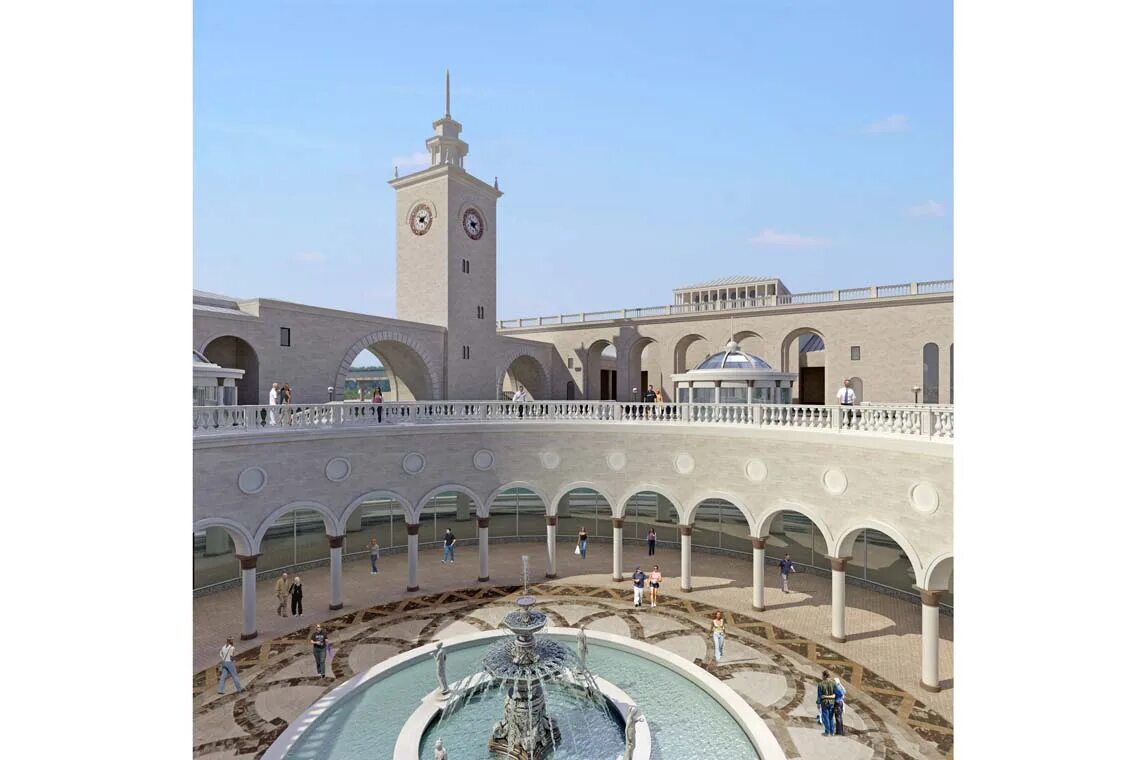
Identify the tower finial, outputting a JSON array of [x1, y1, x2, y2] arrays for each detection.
[[445, 69, 451, 118]]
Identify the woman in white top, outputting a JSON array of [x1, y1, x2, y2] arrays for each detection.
[[217, 637, 242, 694]]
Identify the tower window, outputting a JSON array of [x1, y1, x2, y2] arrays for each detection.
[[477, 305, 484, 319], [850, 346, 861, 361], [461, 258, 470, 274], [280, 327, 291, 347], [462, 345, 471, 360]]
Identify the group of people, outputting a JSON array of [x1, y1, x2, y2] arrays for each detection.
[[629, 565, 663, 608], [274, 572, 304, 617], [265, 382, 294, 425], [216, 622, 333, 694]]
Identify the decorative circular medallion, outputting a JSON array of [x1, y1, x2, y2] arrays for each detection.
[[472, 449, 495, 471], [409, 202, 433, 236], [745, 459, 768, 482], [540, 451, 561, 470], [909, 482, 940, 514], [606, 452, 627, 471], [462, 207, 485, 240], [674, 453, 695, 475], [822, 468, 848, 495], [325, 457, 351, 482], [237, 466, 267, 495], [402, 452, 426, 475]]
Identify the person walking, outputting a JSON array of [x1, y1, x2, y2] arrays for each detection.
[[217, 637, 243, 694], [631, 566, 647, 608], [648, 564, 662, 607], [371, 387, 384, 423], [310, 623, 329, 677], [836, 378, 856, 406], [816, 670, 837, 736], [833, 675, 846, 735], [646, 527, 657, 556], [289, 575, 304, 616], [442, 528, 456, 563], [274, 572, 289, 617], [779, 553, 796, 593], [711, 610, 726, 663], [577, 527, 588, 559], [368, 538, 380, 574]]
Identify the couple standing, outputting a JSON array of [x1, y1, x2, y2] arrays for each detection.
[[275, 572, 304, 616]]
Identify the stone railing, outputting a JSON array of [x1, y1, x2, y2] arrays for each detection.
[[497, 279, 953, 329], [192, 401, 953, 440]]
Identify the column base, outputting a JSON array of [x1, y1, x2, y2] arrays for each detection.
[[240, 631, 257, 641], [753, 605, 765, 612], [681, 586, 692, 593], [477, 576, 489, 582], [612, 575, 623, 582], [830, 634, 847, 643], [406, 585, 419, 592], [921, 681, 942, 693], [545, 573, 557, 579], [329, 603, 343, 611]]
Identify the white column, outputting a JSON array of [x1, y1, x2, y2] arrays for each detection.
[[328, 535, 344, 610], [680, 525, 692, 591], [477, 517, 490, 581], [612, 518, 624, 581], [921, 590, 945, 691], [752, 537, 767, 610], [237, 555, 258, 640], [406, 523, 420, 592], [545, 515, 558, 578], [829, 557, 850, 643]]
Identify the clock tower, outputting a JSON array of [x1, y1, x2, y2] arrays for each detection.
[[390, 71, 503, 398]]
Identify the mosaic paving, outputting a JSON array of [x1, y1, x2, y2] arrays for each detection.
[[193, 584, 952, 759]]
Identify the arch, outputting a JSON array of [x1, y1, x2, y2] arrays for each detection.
[[847, 376, 865, 404], [756, 504, 836, 553], [485, 481, 550, 515], [585, 338, 617, 400], [339, 489, 415, 533], [732, 329, 766, 359], [548, 482, 617, 516], [201, 334, 260, 405], [414, 484, 485, 521], [616, 484, 685, 519], [252, 500, 339, 552], [834, 520, 923, 584], [622, 335, 660, 401], [498, 349, 550, 400], [922, 343, 940, 403], [779, 326, 826, 372], [672, 332, 710, 373], [679, 491, 758, 534], [921, 552, 954, 592], [333, 329, 443, 401], [685, 492, 758, 557], [780, 327, 827, 405], [192, 517, 255, 556]]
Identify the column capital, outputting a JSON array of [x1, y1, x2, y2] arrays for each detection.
[[919, 589, 945, 607], [405, 523, 420, 536], [679, 524, 693, 536], [327, 534, 345, 549], [545, 515, 558, 526], [477, 516, 490, 529], [827, 555, 852, 572], [236, 554, 260, 570], [751, 536, 769, 550], [611, 517, 624, 529]]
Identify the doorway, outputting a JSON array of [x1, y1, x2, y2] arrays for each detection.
[[799, 367, 825, 404]]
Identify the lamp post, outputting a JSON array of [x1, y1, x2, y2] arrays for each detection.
[[328, 386, 335, 403], [912, 385, 921, 404]]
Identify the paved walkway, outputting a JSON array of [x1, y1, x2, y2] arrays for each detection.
[[194, 541, 952, 758]]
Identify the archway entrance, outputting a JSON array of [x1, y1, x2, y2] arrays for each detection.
[[674, 333, 713, 373], [501, 354, 549, 400], [193, 527, 239, 590], [781, 329, 826, 404], [845, 528, 923, 601], [362, 341, 434, 400], [627, 338, 662, 401], [623, 491, 681, 547], [257, 508, 333, 575], [202, 335, 259, 404], [419, 490, 480, 549], [764, 509, 830, 571], [555, 488, 612, 544], [344, 350, 392, 401], [488, 487, 547, 540], [342, 494, 405, 560], [586, 340, 617, 400]]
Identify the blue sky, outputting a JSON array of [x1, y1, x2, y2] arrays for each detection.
[[194, 0, 951, 336]]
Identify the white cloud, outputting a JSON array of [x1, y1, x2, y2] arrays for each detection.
[[864, 114, 910, 134], [748, 229, 832, 248], [294, 251, 327, 263], [908, 200, 947, 217], [392, 151, 431, 172]]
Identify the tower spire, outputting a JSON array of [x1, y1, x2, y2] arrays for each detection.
[[445, 69, 451, 118]]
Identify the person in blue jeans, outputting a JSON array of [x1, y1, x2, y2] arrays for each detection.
[[577, 527, 588, 559], [442, 528, 456, 563], [779, 553, 796, 593], [217, 637, 242, 694], [310, 624, 329, 677], [833, 676, 846, 735], [369, 538, 380, 574], [816, 670, 836, 736], [711, 610, 726, 662]]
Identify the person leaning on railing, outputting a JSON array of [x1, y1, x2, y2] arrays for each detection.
[[371, 387, 384, 424]]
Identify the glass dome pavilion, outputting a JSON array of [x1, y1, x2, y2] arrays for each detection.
[[670, 340, 798, 404]]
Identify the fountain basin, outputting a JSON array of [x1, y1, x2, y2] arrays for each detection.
[[262, 628, 786, 760]]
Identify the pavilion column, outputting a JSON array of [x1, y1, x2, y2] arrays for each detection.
[[406, 523, 420, 592], [328, 535, 344, 610], [545, 515, 558, 578], [236, 554, 259, 640], [680, 525, 693, 592], [477, 517, 491, 581], [611, 518, 624, 581], [751, 536, 768, 611], [828, 556, 851, 643], [920, 590, 945, 691]]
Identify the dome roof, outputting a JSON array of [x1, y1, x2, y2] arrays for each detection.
[[696, 341, 772, 370]]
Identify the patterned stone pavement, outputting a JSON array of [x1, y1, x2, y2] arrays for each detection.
[[193, 583, 953, 760]]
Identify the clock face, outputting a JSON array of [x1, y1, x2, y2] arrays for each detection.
[[409, 203, 433, 236], [462, 208, 485, 240]]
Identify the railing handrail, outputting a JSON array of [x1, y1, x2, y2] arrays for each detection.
[[192, 401, 953, 441], [497, 279, 953, 329]]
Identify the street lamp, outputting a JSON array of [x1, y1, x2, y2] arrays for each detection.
[[912, 385, 921, 404], [328, 386, 335, 403]]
